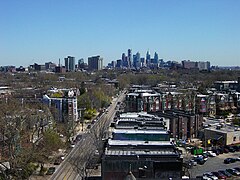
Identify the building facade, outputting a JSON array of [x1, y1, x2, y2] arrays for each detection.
[[64, 56, 75, 71], [42, 88, 78, 123], [88, 55, 103, 71]]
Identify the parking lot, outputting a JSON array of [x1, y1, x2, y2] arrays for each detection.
[[189, 150, 240, 178]]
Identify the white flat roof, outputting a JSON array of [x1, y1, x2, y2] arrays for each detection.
[[142, 92, 159, 97], [127, 93, 139, 96], [215, 81, 238, 84], [105, 149, 177, 156], [113, 129, 168, 134], [108, 139, 172, 146]]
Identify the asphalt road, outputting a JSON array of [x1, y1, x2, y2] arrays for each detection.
[[50, 92, 125, 180], [189, 151, 240, 178]]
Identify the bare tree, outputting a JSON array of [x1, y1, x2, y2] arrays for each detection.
[[69, 147, 96, 180], [89, 116, 109, 155]]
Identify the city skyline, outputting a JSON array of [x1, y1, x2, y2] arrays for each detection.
[[1, 0, 240, 67]]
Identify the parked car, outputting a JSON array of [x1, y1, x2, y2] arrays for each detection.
[[223, 147, 229, 153], [226, 146, 236, 153], [224, 158, 236, 164], [217, 147, 224, 154], [202, 153, 209, 161], [226, 168, 240, 176], [232, 145, 240, 151], [234, 167, 240, 172], [211, 171, 227, 180], [193, 155, 206, 165], [203, 172, 218, 180], [205, 151, 217, 157], [190, 159, 197, 166], [218, 170, 232, 178], [236, 157, 240, 161], [212, 149, 220, 155], [208, 151, 217, 157], [46, 167, 56, 175], [201, 175, 212, 180]]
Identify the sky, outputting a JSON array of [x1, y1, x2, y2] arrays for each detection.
[[0, 0, 240, 67]]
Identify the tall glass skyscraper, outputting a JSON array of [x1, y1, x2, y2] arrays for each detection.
[[133, 52, 141, 69], [64, 56, 75, 71], [146, 50, 151, 66], [128, 49, 132, 68], [154, 52, 159, 66]]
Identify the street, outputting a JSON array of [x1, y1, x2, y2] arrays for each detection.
[[50, 92, 125, 180]]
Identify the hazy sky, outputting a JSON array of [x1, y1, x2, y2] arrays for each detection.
[[0, 0, 239, 67]]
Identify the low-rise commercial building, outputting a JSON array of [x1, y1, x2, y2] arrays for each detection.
[[204, 124, 240, 146], [102, 111, 183, 180], [102, 140, 182, 180]]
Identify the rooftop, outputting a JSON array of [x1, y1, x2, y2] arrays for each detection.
[[113, 129, 168, 134], [215, 81, 238, 84], [205, 124, 240, 133], [105, 149, 179, 157], [108, 139, 173, 146]]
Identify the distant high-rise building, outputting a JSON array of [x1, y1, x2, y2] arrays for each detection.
[[122, 53, 126, 67], [182, 60, 197, 69], [159, 59, 164, 67], [88, 55, 103, 71], [128, 49, 132, 68], [133, 52, 141, 69], [111, 61, 116, 68], [45, 62, 56, 71], [64, 56, 75, 71], [182, 60, 210, 71], [197, 61, 210, 71], [116, 59, 122, 68], [154, 52, 159, 66], [78, 58, 85, 69], [146, 50, 151, 66], [122, 53, 129, 68], [141, 57, 146, 67]]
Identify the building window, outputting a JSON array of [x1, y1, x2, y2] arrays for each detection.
[[233, 137, 236, 141]]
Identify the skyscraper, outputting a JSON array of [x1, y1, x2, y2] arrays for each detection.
[[133, 52, 141, 69], [146, 50, 151, 66], [88, 55, 103, 71], [64, 56, 75, 71], [116, 59, 122, 68], [78, 58, 85, 69], [140, 57, 146, 67], [128, 49, 132, 68], [154, 52, 159, 66]]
